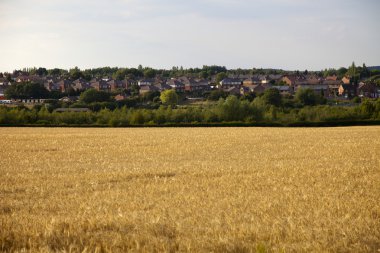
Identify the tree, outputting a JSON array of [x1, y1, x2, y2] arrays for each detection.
[[219, 96, 244, 121], [262, 88, 282, 107], [142, 91, 160, 103], [199, 71, 208, 79], [208, 90, 228, 101], [160, 90, 178, 106], [48, 68, 65, 77], [337, 67, 348, 79], [295, 88, 321, 106], [143, 69, 156, 78], [241, 92, 256, 102], [113, 69, 126, 80], [36, 67, 48, 76], [347, 62, 359, 84], [215, 72, 227, 84], [79, 89, 111, 104], [69, 67, 83, 80], [5, 82, 49, 99], [360, 63, 370, 79]]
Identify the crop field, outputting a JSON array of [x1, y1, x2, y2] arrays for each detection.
[[0, 127, 379, 252]]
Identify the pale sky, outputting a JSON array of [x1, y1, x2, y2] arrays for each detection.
[[0, 0, 379, 72]]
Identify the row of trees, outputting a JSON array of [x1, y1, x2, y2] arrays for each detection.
[[4, 63, 379, 84], [3, 65, 229, 81], [1, 97, 379, 126]]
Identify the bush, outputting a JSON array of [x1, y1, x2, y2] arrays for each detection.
[[262, 88, 282, 107], [295, 88, 325, 106], [207, 90, 228, 101], [79, 89, 112, 104]]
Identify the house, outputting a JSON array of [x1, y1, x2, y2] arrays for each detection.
[[305, 75, 321, 85], [91, 80, 110, 92], [194, 79, 211, 92], [44, 80, 61, 92], [325, 75, 338, 81], [323, 77, 342, 97], [15, 75, 44, 84], [154, 83, 172, 92], [268, 74, 283, 82], [327, 84, 341, 98], [183, 78, 210, 93], [139, 85, 160, 95], [107, 79, 128, 91], [114, 94, 129, 101], [240, 84, 266, 95], [258, 75, 271, 85], [59, 96, 79, 102], [243, 77, 261, 86], [14, 98, 47, 104], [226, 87, 240, 96], [138, 77, 166, 87], [282, 75, 308, 86], [15, 75, 30, 83], [357, 82, 378, 98], [272, 86, 294, 95], [57, 80, 73, 92], [219, 78, 242, 89], [338, 84, 356, 98], [342, 76, 351, 85], [323, 78, 342, 86], [228, 74, 252, 79], [72, 78, 91, 91], [166, 79, 185, 93], [138, 79, 155, 86]]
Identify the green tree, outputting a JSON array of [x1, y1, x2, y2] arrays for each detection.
[[142, 91, 160, 103], [217, 96, 239, 121], [5, 82, 49, 99], [160, 90, 178, 106], [199, 71, 208, 79], [143, 69, 156, 78], [337, 67, 348, 79], [360, 63, 370, 79], [346, 62, 359, 84], [215, 72, 227, 84], [69, 67, 83, 80], [36, 67, 48, 76], [262, 88, 282, 107], [79, 89, 111, 104], [113, 69, 126, 80], [208, 90, 228, 101], [295, 88, 320, 106]]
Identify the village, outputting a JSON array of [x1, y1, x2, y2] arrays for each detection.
[[0, 67, 379, 105]]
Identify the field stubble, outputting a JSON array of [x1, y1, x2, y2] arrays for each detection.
[[0, 127, 379, 252]]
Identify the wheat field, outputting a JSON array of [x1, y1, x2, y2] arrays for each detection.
[[0, 127, 379, 252]]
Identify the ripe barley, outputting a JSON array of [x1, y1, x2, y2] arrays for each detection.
[[0, 127, 379, 252]]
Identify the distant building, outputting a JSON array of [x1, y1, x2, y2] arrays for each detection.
[[219, 78, 242, 89], [357, 82, 378, 98]]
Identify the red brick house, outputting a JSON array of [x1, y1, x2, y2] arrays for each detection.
[[357, 82, 378, 98]]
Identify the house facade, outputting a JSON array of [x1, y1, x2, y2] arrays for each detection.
[[357, 82, 378, 98], [219, 78, 242, 89]]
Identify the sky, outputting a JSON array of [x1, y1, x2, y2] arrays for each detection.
[[0, 0, 379, 72]]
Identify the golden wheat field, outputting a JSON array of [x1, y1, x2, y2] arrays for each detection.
[[0, 127, 379, 252]]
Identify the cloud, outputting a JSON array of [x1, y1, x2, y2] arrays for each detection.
[[0, 0, 379, 71]]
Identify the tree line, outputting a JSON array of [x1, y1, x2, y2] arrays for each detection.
[[2, 62, 379, 84], [1, 90, 379, 127]]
